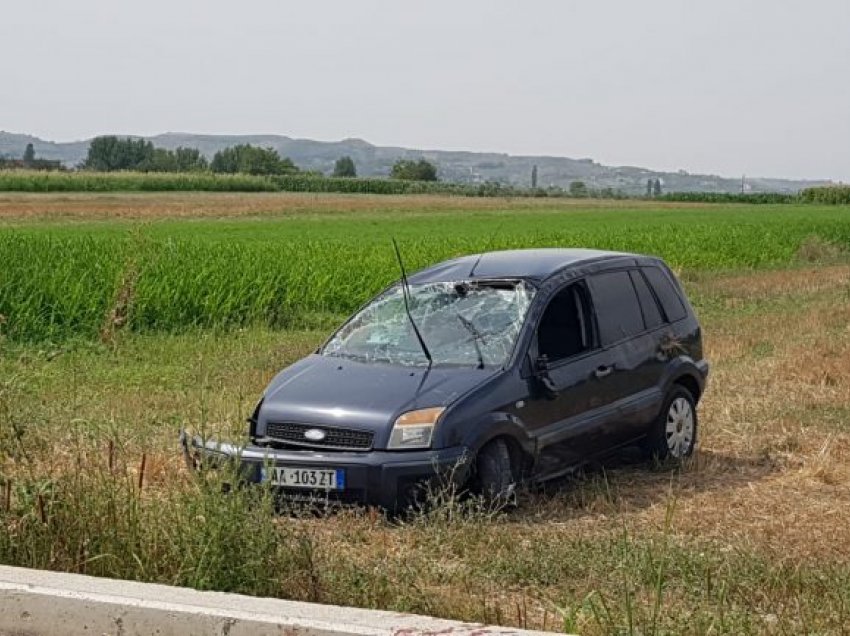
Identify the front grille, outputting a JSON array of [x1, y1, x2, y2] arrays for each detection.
[[265, 421, 374, 451]]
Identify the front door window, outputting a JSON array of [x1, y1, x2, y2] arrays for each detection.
[[537, 282, 594, 362]]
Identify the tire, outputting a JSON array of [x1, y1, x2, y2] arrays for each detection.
[[475, 438, 517, 504], [643, 385, 698, 462]]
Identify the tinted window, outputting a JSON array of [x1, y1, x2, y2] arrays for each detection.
[[537, 283, 593, 362], [643, 266, 687, 322], [589, 271, 644, 345], [630, 270, 664, 329]]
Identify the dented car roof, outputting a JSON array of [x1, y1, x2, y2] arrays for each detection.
[[407, 248, 640, 285]]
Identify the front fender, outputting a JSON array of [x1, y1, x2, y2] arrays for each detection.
[[452, 411, 536, 458]]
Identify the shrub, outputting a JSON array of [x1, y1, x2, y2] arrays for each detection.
[[799, 186, 850, 205]]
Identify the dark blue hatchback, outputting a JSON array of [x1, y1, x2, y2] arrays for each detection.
[[188, 248, 708, 510]]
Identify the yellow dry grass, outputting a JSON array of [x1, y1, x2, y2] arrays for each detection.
[[0, 192, 710, 222]]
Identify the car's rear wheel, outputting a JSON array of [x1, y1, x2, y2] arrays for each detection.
[[475, 438, 517, 504], [644, 385, 697, 462]]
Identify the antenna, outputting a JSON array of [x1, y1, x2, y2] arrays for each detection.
[[468, 253, 484, 277], [392, 239, 433, 367]]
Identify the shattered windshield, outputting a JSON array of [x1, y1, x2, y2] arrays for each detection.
[[324, 280, 535, 368]]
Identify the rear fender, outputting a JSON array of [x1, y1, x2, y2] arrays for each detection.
[[660, 357, 708, 402]]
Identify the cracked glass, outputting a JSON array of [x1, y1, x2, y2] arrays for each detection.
[[324, 280, 535, 368]]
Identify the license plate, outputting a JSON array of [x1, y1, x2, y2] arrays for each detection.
[[261, 466, 344, 490]]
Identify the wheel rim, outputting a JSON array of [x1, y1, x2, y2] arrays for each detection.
[[665, 397, 694, 458]]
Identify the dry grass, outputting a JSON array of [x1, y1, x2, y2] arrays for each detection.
[[697, 264, 850, 299], [0, 192, 713, 223], [2, 263, 850, 633], [677, 266, 850, 556]]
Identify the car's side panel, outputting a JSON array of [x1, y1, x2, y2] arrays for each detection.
[[507, 274, 629, 475], [596, 329, 667, 444], [585, 270, 668, 446], [519, 348, 624, 472]]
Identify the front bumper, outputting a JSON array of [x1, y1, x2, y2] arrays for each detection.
[[183, 434, 471, 511]]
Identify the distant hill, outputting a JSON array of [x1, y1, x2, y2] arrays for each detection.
[[0, 131, 832, 195]]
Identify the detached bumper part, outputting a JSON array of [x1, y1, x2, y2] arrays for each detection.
[[186, 434, 470, 510]]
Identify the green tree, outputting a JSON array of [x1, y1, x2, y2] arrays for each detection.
[[390, 158, 437, 181], [333, 156, 357, 178], [209, 146, 239, 174], [174, 147, 208, 172], [139, 148, 177, 172], [531, 164, 538, 189], [127, 146, 208, 172], [653, 178, 662, 196], [211, 145, 297, 176], [83, 136, 155, 171], [646, 178, 653, 197], [569, 180, 588, 197], [23, 143, 35, 164]]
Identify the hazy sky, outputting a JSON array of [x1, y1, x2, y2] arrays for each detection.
[[3, 1, 848, 180]]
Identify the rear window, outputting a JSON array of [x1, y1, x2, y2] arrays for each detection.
[[642, 266, 687, 322], [588, 271, 645, 345], [629, 270, 664, 329]]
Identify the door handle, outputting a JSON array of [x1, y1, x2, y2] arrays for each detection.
[[594, 365, 613, 379]]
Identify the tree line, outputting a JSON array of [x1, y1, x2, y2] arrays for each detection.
[[80, 136, 439, 181]]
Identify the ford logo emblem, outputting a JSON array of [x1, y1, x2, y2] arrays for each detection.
[[304, 428, 326, 442]]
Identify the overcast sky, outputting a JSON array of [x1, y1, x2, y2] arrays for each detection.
[[2, 0, 848, 180]]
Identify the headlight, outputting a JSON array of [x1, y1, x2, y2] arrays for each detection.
[[387, 407, 445, 450]]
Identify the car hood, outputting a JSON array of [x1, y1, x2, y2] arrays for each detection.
[[256, 354, 495, 448]]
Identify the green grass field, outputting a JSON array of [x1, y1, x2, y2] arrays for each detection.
[[1, 193, 850, 634], [2, 198, 849, 342]]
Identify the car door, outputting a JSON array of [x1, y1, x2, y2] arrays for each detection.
[[586, 269, 667, 446], [519, 280, 623, 477]]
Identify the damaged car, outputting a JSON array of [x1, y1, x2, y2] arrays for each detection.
[[186, 248, 708, 511]]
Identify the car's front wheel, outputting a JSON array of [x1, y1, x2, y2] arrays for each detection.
[[475, 438, 518, 504], [644, 385, 698, 461]]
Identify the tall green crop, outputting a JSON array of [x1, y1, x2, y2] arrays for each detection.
[[1, 203, 849, 342]]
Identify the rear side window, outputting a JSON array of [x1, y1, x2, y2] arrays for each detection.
[[588, 271, 644, 345], [629, 270, 664, 329], [643, 266, 687, 322]]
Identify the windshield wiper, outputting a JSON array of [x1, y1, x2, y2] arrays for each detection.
[[456, 313, 485, 369], [392, 239, 433, 367]]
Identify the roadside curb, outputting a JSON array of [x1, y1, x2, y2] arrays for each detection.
[[0, 565, 567, 636]]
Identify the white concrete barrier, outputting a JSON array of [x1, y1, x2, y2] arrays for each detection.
[[0, 565, 566, 636]]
